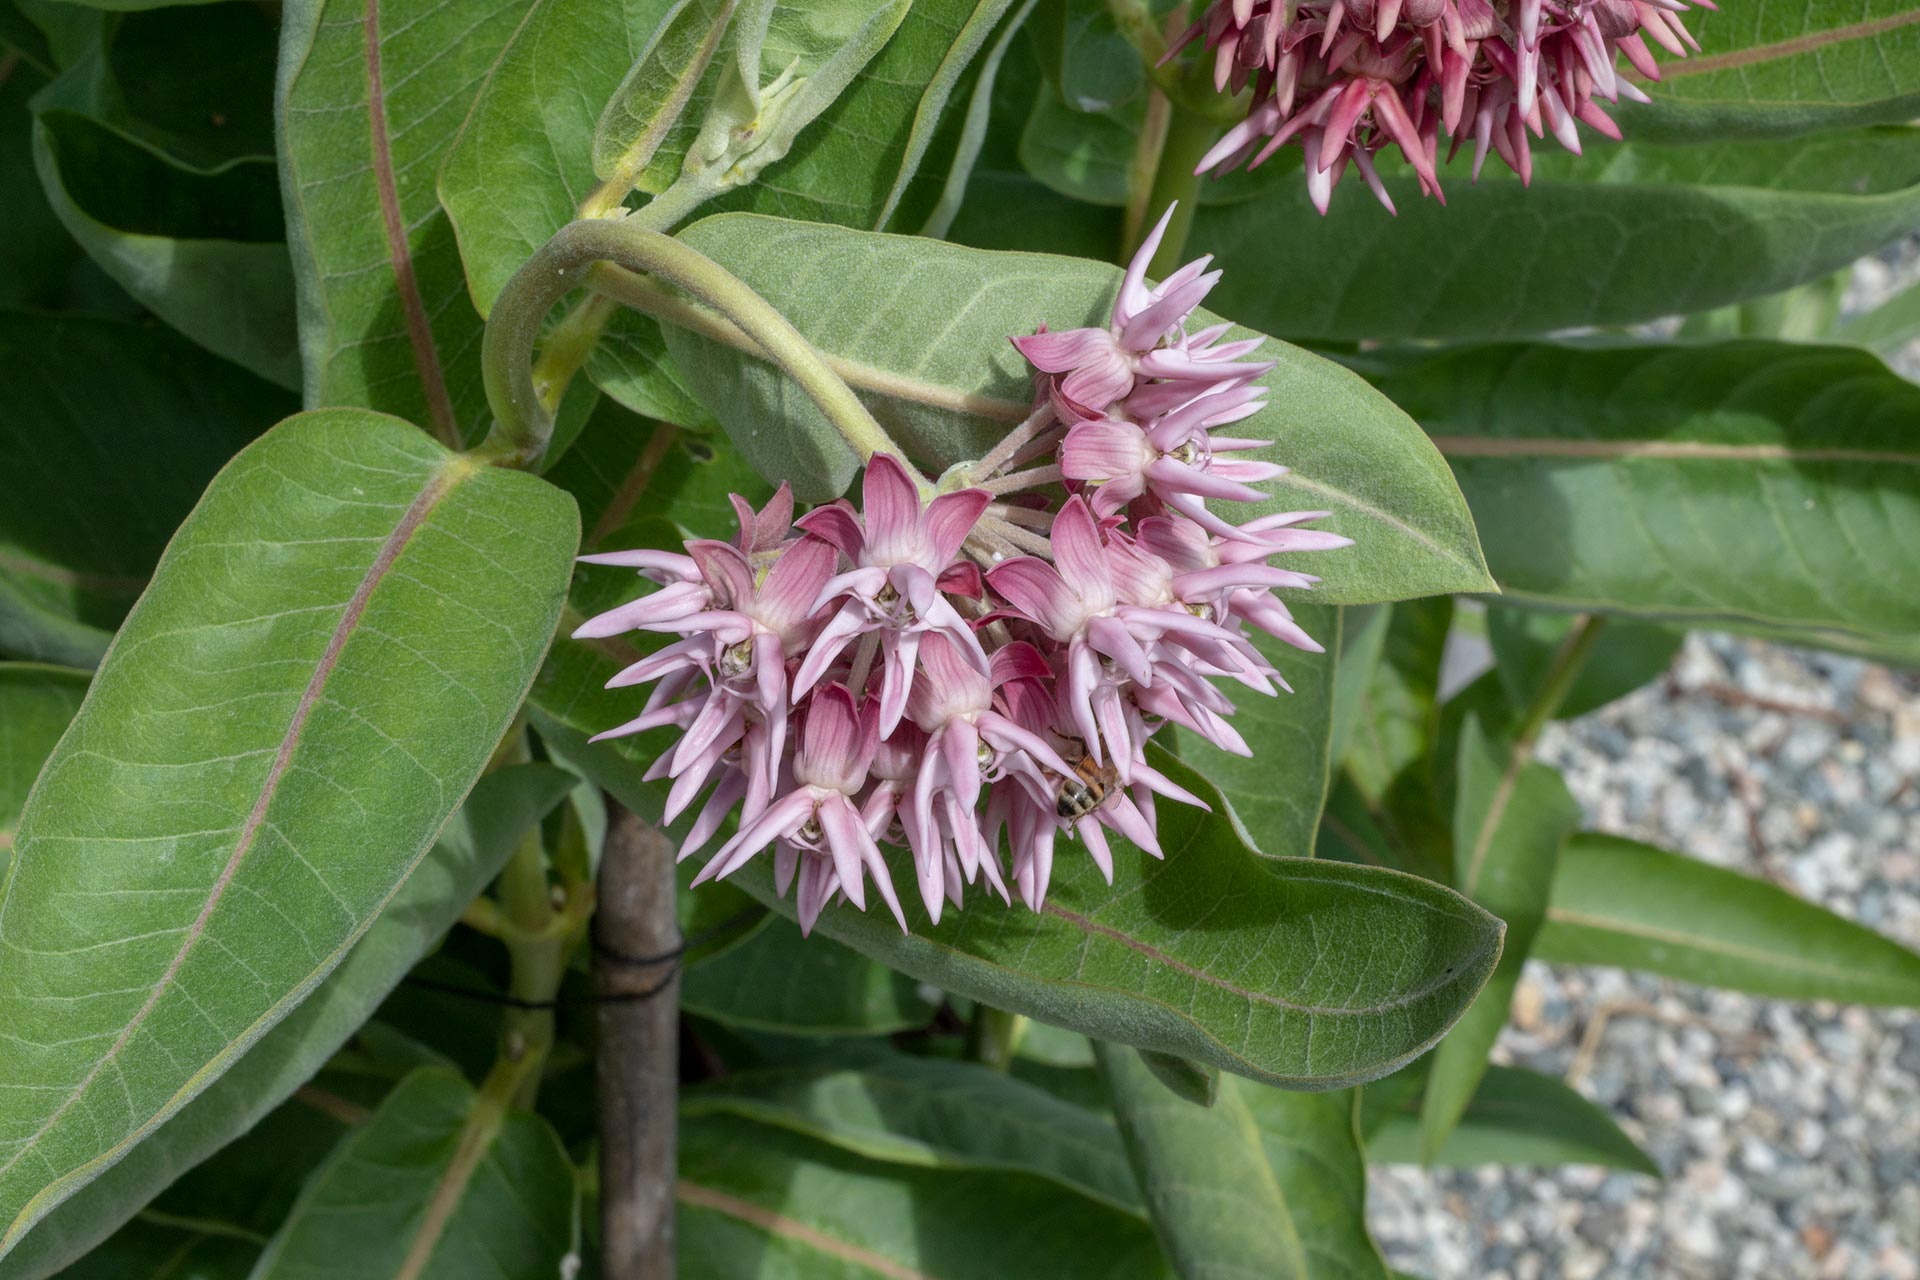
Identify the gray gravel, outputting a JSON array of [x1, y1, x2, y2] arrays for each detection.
[[1368, 633, 1920, 1279]]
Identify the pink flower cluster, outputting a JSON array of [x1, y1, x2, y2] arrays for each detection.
[[578, 208, 1348, 935], [1174, 0, 1710, 212]]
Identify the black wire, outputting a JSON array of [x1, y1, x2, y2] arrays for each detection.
[[397, 904, 767, 1010]]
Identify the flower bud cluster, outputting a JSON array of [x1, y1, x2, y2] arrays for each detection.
[[1177, 0, 1709, 212], [578, 207, 1347, 934]]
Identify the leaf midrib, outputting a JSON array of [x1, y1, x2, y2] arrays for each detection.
[[0, 455, 468, 1236], [1652, 9, 1920, 80], [1431, 437, 1920, 466], [1544, 904, 1918, 991], [678, 1180, 931, 1280]]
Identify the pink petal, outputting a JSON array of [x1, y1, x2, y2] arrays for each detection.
[[987, 558, 1082, 639], [924, 488, 991, 564], [755, 536, 838, 631], [1011, 326, 1117, 374], [794, 501, 865, 560], [861, 453, 922, 562], [1049, 496, 1114, 603]]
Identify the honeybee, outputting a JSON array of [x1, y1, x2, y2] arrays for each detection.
[[1055, 752, 1122, 820]]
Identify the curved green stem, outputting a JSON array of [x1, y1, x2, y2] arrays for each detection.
[[1511, 614, 1608, 754], [1139, 105, 1217, 276], [480, 218, 917, 479]]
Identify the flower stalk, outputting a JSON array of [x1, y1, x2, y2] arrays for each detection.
[[478, 218, 919, 480]]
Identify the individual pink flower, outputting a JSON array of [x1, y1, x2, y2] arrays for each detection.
[[694, 685, 907, 936], [1010, 205, 1275, 419], [903, 635, 1074, 921], [791, 453, 992, 735]]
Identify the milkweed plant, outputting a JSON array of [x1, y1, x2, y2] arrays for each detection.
[[0, 2, 1915, 1278]]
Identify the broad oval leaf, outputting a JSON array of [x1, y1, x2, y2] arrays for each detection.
[[1098, 1042, 1391, 1280], [562, 703, 1505, 1088], [0, 764, 577, 1280], [1619, 2, 1920, 141], [683, 1047, 1142, 1212], [1371, 339, 1920, 652], [1365, 1062, 1658, 1176], [0, 665, 88, 881], [668, 213, 1494, 602], [0, 411, 577, 1256], [277, 0, 531, 445], [680, 1113, 1173, 1278], [0, 311, 292, 668], [250, 1068, 576, 1280], [1534, 833, 1920, 1005], [1419, 716, 1581, 1161], [1191, 128, 1920, 341]]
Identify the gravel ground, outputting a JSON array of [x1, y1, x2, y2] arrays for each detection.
[[1368, 633, 1920, 1279]]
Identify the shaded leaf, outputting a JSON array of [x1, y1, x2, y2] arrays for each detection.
[[1418, 718, 1578, 1161], [679, 1112, 1172, 1278], [249, 1068, 576, 1280], [32, 107, 298, 387], [683, 1047, 1142, 1212], [1487, 610, 1681, 722], [1366, 1062, 1657, 1175], [0, 311, 292, 667], [1195, 129, 1920, 340], [680, 915, 938, 1034], [53, 1218, 257, 1280], [0, 412, 576, 1255], [0, 664, 87, 881], [671, 213, 1494, 602], [1375, 339, 1920, 655], [1535, 833, 1920, 1005], [0, 49, 94, 310], [1344, 599, 1450, 805], [1100, 1041, 1390, 1280], [276, 0, 530, 445], [0, 764, 576, 1279], [1134, 1050, 1219, 1109]]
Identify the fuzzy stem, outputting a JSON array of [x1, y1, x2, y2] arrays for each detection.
[[971, 404, 1057, 482], [981, 463, 1064, 496], [1140, 105, 1217, 276], [480, 219, 917, 478], [1123, 85, 1174, 256], [964, 1004, 1027, 1072]]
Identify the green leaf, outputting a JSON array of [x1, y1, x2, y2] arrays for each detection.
[[0, 764, 576, 1279], [1328, 606, 1388, 781], [0, 411, 577, 1257], [1487, 610, 1681, 722], [1174, 605, 1336, 858], [32, 108, 299, 387], [679, 1112, 1173, 1278], [0, 664, 87, 881], [1344, 599, 1450, 805], [439, 0, 682, 316], [101, 4, 280, 165], [1619, 2, 1920, 141], [1365, 1063, 1657, 1176], [1195, 129, 1920, 340], [0, 311, 293, 667], [249, 1068, 577, 1280], [680, 915, 939, 1034], [591, 0, 737, 198], [1134, 1050, 1219, 1109], [605, 740, 1503, 1089], [1374, 339, 1920, 653], [1418, 718, 1579, 1162], [1838, 276, 1920, 356], [0, 47, 94, 310], [1534, 833, 1920, 1005], [51, 1218, 257, 1280], [670, 213, 1494, 602], [682, 1047, 1143, 1212], [276, 0, 530, 445], [1045, 0, 1143, 113], [1099, 1041, 1391, 1280]]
